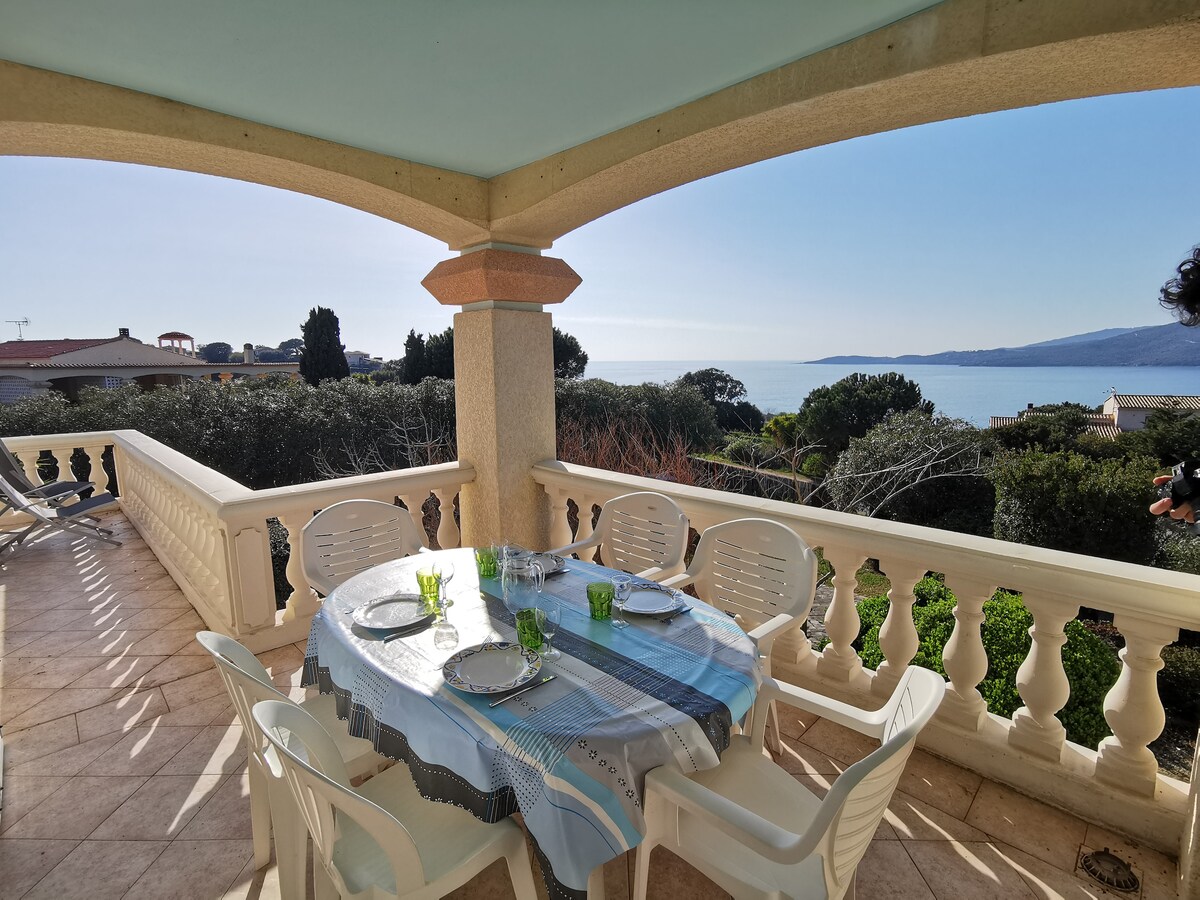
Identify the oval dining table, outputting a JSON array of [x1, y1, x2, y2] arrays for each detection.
[[302, 546, 761, 900]]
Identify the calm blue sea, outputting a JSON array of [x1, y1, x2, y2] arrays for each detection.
[[586, 362, 1200, 427]]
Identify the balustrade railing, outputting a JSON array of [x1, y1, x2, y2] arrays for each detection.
[[533, 459, 1200, 858], [3, 431, 473, 650]]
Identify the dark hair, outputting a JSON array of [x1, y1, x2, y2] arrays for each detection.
[[1161, 245, 1200, 326]]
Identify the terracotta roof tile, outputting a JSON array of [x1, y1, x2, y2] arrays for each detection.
[[0, 338, 116, 360]]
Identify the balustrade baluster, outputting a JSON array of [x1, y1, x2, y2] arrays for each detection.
[[53, 447, 76, 484], [1095, 614, 1178, 796], [16, 450, 42, 485], [83, 445, 113, 493], [872, 560, 924, 697], [547, 488, 573, 551], [397, 494, 431, 547], [573, 494, 598, 561], [1009, 594, 1078, 760], [816, 548, 868, 684], [279, 512, 319, 621], [939, 575, 995, 731], [432, 487, 460, 549]]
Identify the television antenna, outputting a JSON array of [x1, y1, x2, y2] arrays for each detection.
[[6, 317, 30, 340]]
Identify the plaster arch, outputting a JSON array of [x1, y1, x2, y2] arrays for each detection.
[[1, 0, 1198, 249]]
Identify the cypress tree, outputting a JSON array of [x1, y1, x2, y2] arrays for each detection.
[[299, 306, 351, 385]]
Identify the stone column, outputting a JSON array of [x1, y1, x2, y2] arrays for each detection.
[[422, 246, 581, 550]]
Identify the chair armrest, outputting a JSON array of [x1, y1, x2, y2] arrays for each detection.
[[746, 613, 798, 655], [758, 678, 889, 738], [659, 572, 694, 590], [645, 766, 813, 865], [549, 533, 601, 558]]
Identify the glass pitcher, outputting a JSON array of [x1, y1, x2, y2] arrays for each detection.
[[501, 552, 544, 615]]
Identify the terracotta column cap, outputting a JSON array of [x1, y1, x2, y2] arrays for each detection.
[[421, 248, 581, 307]]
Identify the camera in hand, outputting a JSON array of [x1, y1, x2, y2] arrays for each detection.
[[1158, 459, 1200, 514]]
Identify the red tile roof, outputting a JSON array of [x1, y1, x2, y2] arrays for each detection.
[[0, 338, 116, 360]]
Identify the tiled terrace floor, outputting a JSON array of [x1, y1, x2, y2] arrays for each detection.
[[0, 513, 1181, 900]]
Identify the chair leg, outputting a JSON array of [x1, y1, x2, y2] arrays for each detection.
[[247, 762, 273, 869], [632, 842, 656, 900], [843, 870, 857, 900], [267, 777, 308, 899], [504, 841, 540, 900], [313, 860, 340, 900], [765, 699, 782, 755]]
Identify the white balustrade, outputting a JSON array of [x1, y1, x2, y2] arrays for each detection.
[[1096, 613, 1180, 796], [432, 487, 460, 550], [83, 444, 112, 492], [573, 494, 597, 561], [872, 560, 923, 697], [278, 510, 320, 622], [1009, 594, 1079, 761], [939, 575, 995, 732], [816, 546, 867, 684], [547, 488, 573, 550]]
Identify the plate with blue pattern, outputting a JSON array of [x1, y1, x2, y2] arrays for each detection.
[[442, 642, 542, 694]]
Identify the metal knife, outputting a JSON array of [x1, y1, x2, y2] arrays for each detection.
[[660, 606, 693, 625], [489, 674, 557, 708]]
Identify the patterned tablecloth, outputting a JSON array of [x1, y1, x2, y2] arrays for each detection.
[[302, 547, 760, 899]]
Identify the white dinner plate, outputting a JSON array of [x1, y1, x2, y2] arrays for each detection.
[[352, 594, 428, 630], [622, 588, 685, 615], [531, 552, 567, 575], [443, 642, 542, 694]]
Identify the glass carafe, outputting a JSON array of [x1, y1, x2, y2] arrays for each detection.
[[501, 553, 545, 615]]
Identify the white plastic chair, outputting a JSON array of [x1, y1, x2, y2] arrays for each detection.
[[661, 518, 818, 750], [196, 631, 385, 899], [550, 491, 689, 580], [633, 667, 945, 900], [253, 698, 539, 900], [302, 499, 427, 596]]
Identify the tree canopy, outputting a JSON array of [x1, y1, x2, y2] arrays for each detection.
[[198, 342, 232, 364], [553, 328, 588, 379], [299, 306, 351, 385], [794, 372, 933, 462]]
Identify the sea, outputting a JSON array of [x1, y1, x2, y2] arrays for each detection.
[[586, 362, 1200, 427]]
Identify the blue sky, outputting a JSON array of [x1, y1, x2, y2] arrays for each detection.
[[2, 86, 1198, 362]]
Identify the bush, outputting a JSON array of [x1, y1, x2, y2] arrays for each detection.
[[855, 577, 1119, 748], [723, 432, 775, 467], [1155, 521, 1200, 575], [555, 378, 723, 450], [1160, 645, 1200, 720]]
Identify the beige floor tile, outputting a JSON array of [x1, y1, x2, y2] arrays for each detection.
[[75, 686, 169, 741], [640, 846, 730, 900], [0, 840, 80, 900], [904, 841, 1038, 900], [154, 591, 193, 608], [90, 773, 226, 840], [2, 775, 146, 840], [0, 607, 45, 627], [773, 733, 849, 777], [994, 841, 1133, 900], [160, 668, 227, 710], [138, 652, 214, 687], [22, 839, 168, 900], [124, 839, 254, 900], [158, 724, 247, 775], [8, 607, 94, 632], [222, 854, 283, 900], [128, 628, 208, 656], [885, 789, 991, 843], [3, 716, 79, 768], [0, 592, 78, 612], [179, 771, 254, 840], [149, 692, 236, 728], [0, 776, 71, 835], [854, 840, 936, 899], [67, 654, 169, 689], [8, 731, 125, 777], [444, 856, 523, 900], [773, 701, 821, 741], [15, 629, 133, 659], [162, 608, 207, 630], [0, 687, 55, 725], [897, 749, 982, 820], [1081, 826, 1179, 900], [81, 723, 205, 776], [0, 654, 48, 686], [90, 606, 192, 632], [8, 656, 117, 690], [965, 780, 1088, 872], [49, 588, 129, 609], [5, 687, 123, 731], [797, 716, 881, 765]]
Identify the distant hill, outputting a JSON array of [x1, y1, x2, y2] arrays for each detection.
[[808, 323, 1200, 367]]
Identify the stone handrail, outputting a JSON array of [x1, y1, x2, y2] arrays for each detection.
[[532, 459, 1200, 857], [3, 431, 474, 651]]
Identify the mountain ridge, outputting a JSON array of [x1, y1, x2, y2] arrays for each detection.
[[808, 323, 1200, 367]]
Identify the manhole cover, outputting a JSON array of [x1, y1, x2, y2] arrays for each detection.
[[1080, 848, 1140, 893]]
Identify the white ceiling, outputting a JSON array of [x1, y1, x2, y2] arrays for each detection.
[[0, 0, 941, 177]]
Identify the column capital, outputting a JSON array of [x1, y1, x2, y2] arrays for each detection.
[[420, 248, 581, 307]]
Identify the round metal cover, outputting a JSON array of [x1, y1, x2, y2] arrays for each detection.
[[1080, 848, 1139, 893]]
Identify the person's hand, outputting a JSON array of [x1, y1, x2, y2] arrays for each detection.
[[1151, 474, 1196, 523]]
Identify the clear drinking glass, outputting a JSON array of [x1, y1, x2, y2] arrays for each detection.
[[610, 574, 632, 629], [434, 561, 455, 610], [537, 594, 561, 660]]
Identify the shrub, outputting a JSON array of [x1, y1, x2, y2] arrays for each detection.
[[555, 378, 723, 450], [1160, 645, 1200, 720], [855, 577, 1119, 748], [723, 432, 774, 468], [1155, 521, 1200, 575]]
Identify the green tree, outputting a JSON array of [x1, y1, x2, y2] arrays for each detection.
[[400, 329, 426, 384], [198, 342, 232, 364], [277, 338, 305, 359], [298, 307, 351, 385], [825, 410, 996, 535], [992, 403, 1091, 453], [679, 368, 765, 433], [1119, 408, 1200, 466], [254, 344, 288, 362], [991, 449, 1160, 564], [797, 372, 933, 463], [553, 327, 588, 379], [424, 327, 455, 379]]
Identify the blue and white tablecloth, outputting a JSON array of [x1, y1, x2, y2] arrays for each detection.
[[303, 548, 760, 899]]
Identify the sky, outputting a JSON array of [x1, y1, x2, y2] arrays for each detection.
[[2, 86, 1199, 362]]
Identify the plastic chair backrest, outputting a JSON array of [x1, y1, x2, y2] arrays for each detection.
[[688, 518, 817, 630], [593, 492, 689, 576], [301, 499, 427, 596], [195, 631, 295, 776], [808, 668, 945, 896], [253, 699, 425, 898]]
